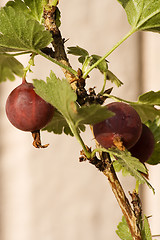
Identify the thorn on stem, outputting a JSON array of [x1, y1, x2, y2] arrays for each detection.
[[79, 148, 107, 171]]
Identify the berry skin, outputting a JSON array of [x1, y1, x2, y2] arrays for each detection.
[[93, 102, 142, 149], [6, 80, 54, 132], [129, 124, 155, 163]]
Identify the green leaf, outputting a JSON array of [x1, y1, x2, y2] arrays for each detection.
[[67, 46, 89, 57], [33, 72, 114, 130], [43, 109, 86, 136], [141, 216, 152, 240], [0, 54, 23, 82], [113, 160, 131, 176], [106, 70, 123, 87], [108, 148, 154, 192], [6, 0, 46, 22], [90, 54, 108, 74], [138, 91, 160, 105], [116, 216, 132, 240], [110, 148, 147, 178], [68, 46, 109, 74], [146, 117, 160, 165], [6, 0, 30, 16], [113, 155, 145, 181], [132, 91, 160, 122], [0, 6, 52, 53], [113, 160, 122, 172], [117, 0, 160, 33], [43, 110, 75, 136], [131, 104, 160, 123], [47, 0, 58, 6], [75, 104, 114, 126], [24, 0, 46, 22], [33, 72, 77, 121]]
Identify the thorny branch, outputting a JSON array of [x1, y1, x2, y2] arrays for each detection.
[[102, 153, 142, 240], [43, 4, 143, 240], [43, 5, 77, 85]]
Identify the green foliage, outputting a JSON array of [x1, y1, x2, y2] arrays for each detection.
[[43, 110, 86, 136], [6, 0, 46, 22], [68, 46, 89, 60], [33, 72, 77, 122], [75, 104, 115, 125], [116, 216, 132, 240], [0, 54, 23, 82], [68, 46, 108, 74], [106, 148, 154, 192], [23, 0, 46, 22], [108, 148, 147, 181], [117, 0, 160, 33], [132, 104, 160, 123], [0, 6, 52, 53], [89, 54, 108, 74], [68, 45, 123, 87], [6, 0, 30, 16], [0, 1, 52, 81], [33, 71, 114, 135], [129, 91, 160, 122], [45, 0, 58, 8], [138, 91, 160, 105], [106, 70, 123, 87], [141, 216, 152, 240], [117, 215, 153, 240], [93, 146, 154, 191], [50, 0, 59, 6], [146, 117, 160, 165], [43, 110, 75, 136]]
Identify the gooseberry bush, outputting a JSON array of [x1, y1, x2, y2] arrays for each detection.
[[1, 0, 160, 239]]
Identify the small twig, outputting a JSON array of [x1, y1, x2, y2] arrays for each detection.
[[102, 154, 142, 240], [152, 235, 160, 238]]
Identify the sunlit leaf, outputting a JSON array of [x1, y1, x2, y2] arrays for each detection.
[[0, 6, 52, 53], [116, 216, 132, 240], [117, 0, 160, 33]]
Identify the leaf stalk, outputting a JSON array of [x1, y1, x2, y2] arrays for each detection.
[[68, 122, 91, 159], [0, 51, 32, 57], [82, 29, 136, 79]]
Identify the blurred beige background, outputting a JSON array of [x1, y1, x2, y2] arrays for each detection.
[[0, 0, 160, 239]]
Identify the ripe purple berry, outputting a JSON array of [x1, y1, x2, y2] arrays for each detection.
[[6, 78, 55, 148], [129, 124, 155, 163], [93, 102, 142, 150]]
